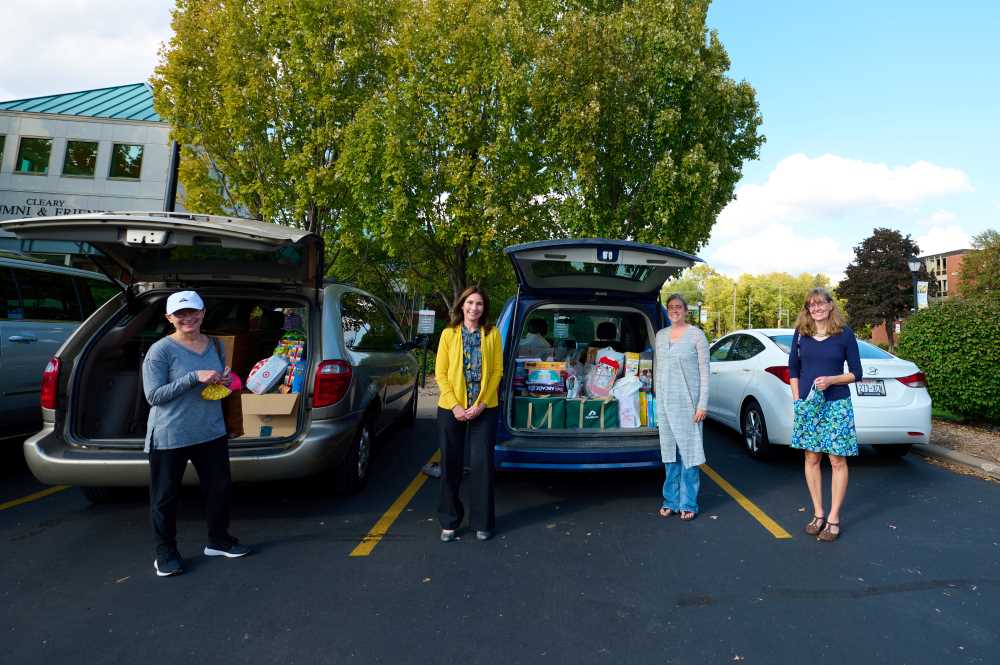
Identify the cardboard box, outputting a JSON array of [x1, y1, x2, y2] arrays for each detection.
[[624, 352, 640, 376], [513, 396, 566, 430], [240, 393, 300, 438], [565, 398, 619, 429], [206, 332, 260, 377]]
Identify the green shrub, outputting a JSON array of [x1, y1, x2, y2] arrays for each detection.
[[896, 296, 1000, 422]]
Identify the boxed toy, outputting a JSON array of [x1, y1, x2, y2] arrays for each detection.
[[624, 352, 641, 376], [247, 355, 290, 394], [525, 361, 568, 396]]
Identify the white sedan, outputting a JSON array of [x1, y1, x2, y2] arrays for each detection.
[[707, 328, 932, 459]]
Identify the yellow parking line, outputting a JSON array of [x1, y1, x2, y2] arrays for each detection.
[[700, 464, 792, 539], [350, 449, 441, 557], [0, 485, 70, 511]]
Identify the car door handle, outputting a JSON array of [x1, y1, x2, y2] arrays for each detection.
[[711, 370, 720, 375], [741, 368, 752, 373], [8, 335, 38, 343]]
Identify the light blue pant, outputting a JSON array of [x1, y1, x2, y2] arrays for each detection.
[[661, 449, 700, 514]]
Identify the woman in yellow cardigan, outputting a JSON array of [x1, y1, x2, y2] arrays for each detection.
[[435, 285, 504, 542]]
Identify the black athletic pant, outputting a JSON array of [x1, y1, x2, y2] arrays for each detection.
[[437, 407, 497, 532], [149, 436, 233, 557]]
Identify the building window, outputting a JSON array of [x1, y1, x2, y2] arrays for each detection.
[[942, 279, 948, 293], [15, 137, 53, 174], [0, 135, 5, 169], [62, 140, 99, 177], [108, 143, 143, 179]]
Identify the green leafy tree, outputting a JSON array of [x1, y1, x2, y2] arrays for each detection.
[[662, 267, 831, 338], [531, 0, 764, 253], [152, 0, 399, 257], [838, 228, 936, 351], [959, 229, 1000, 297], [338, 0, 549, 307]]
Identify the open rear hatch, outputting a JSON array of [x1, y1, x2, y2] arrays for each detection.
[[0, 213, 323, 449], [505, 238, 700, 299], [0, 212, 323, 293], [503, 239, 701, 441]]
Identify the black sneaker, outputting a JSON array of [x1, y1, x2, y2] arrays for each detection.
[[154, 553, 183, 577], [204, 538, 251, 558]]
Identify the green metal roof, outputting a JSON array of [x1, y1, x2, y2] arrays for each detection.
[[0, 83, 162, 122]]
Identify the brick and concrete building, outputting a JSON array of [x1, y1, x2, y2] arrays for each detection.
[[0, 83, 179, 257]]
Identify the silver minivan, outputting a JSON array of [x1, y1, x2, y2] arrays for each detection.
[[1, 254, 117, 441], [0, 212, 419, 501]]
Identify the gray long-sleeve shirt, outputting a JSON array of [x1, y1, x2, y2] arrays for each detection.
[[142, 336, 227, 453]]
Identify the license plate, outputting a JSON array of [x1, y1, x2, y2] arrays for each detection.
[[855, 379, 885, 396]]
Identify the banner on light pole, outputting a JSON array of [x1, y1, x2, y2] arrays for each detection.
[[916, 281, 929, 309]]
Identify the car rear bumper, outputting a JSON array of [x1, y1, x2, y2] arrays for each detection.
[[495, 438, 662, 470], [22, 414, 362, 487]]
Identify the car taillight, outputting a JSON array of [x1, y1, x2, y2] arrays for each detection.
[[314, 360, 352, 407], [41, 357, 61, 410], [764, 366, 790, 385], [897, 372, 927, 388]]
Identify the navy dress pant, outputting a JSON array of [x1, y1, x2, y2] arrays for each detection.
[[437, 407, 497, 532]]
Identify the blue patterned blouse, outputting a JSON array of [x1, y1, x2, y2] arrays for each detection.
[[461, 325, 482, 407]]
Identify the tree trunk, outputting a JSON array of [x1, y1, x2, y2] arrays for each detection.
[[885, 319, 896, 352], [448, 239, 469, 307]]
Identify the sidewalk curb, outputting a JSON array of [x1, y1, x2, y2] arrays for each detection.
[[912, 443, 1000, 481]]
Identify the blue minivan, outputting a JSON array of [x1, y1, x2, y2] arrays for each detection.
[[494, 239, 701, 470]]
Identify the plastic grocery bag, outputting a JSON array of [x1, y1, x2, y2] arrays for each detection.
[[586, 356, 620, 398], [612, 375, 642, 428], [791, 387, 825, 449]]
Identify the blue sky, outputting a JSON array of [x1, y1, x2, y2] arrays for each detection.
[[703, 1, 1000, 278], [1, 1, 995, 280]]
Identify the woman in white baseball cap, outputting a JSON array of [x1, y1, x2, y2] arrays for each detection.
[[141, 290, 251, 577]]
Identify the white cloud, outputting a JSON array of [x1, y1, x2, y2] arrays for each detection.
[[0, 1, 174, 101], [705, 223, 852, 282], [922, 209, 957, 226], [715, 153, 973, 240], [916, 225, 971, 255], [703, 153, 978, 281]]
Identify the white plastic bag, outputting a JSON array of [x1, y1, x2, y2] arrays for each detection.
[[612, 375, 642, 428]]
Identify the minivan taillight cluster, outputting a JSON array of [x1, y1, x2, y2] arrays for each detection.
[[313, 360, 352, 407], [41, 357, 61, 410]]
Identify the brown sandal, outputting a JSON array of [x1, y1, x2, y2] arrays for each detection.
[[659, 507, 675, 518], [804, 516, 826, 536], [817, 521, 840, 542]]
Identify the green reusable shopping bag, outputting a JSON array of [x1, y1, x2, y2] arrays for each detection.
[[565, 398, 619, 429], [513, 397, 566, 430]]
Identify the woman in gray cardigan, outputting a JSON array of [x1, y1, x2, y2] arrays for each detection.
[[654, 294, 710, 521]]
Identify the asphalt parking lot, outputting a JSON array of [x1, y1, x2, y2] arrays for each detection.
[[2, 397, 998, 665]]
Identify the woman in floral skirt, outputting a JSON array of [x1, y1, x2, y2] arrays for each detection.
[[788, 287, 862, 542]]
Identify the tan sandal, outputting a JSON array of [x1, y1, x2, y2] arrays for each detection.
[[817, 521, 840, 542], [804, 516, 826, 536], [680, 511, 697, 521]]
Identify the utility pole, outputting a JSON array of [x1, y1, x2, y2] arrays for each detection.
[[747, 291, 752, 328], [732, 286, 737, 332]]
